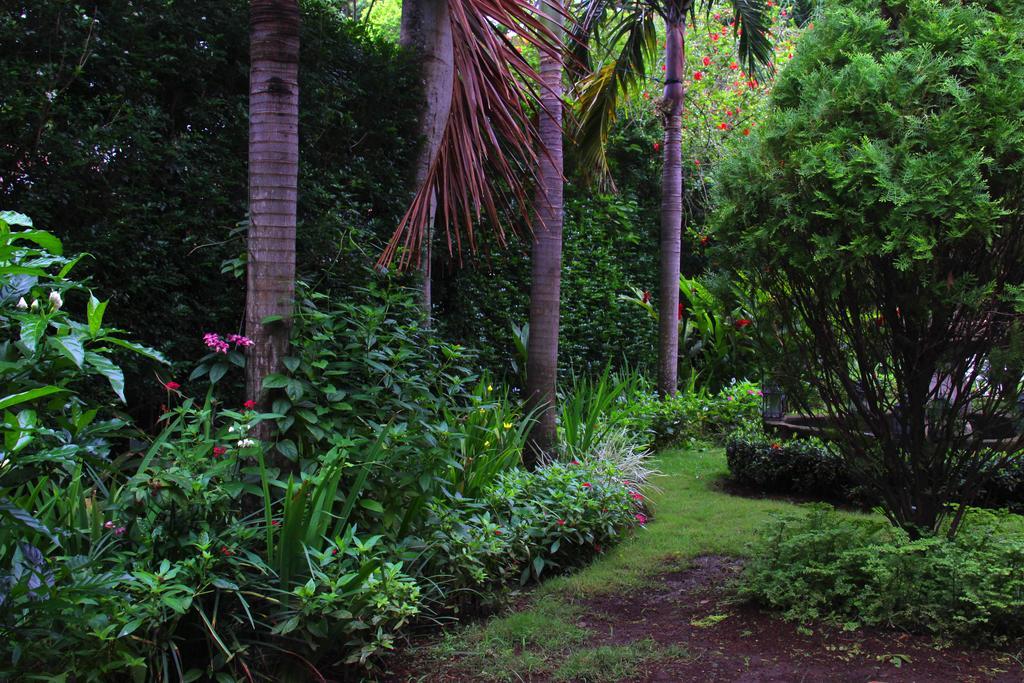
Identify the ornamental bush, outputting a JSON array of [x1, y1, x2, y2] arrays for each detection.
[[713, 0, 1024, 537], [741, 505, 1024, 643]]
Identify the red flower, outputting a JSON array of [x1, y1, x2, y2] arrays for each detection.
[[730, 61, 738, 70], [653, 141, 660, 152], [700, 235, 710, 246], [743, 128, 751, 136], [557, 519, 566, 526], [735, 318, 752, 328], [630, 491, 643, 501], [271, 519, 281, 526], [243, 399, 257, 410], [702, 56, 711, 66], [164, 380, 181, 391], [718, 122, 728, 130], [213, 446, 227, 457], [693, 71, 703, 81], [495, 529, 503, 535], [641, 290, 651, 304], [771, 442, 782, 450], [678, 303, 684, 320], [582, 482, 592, 488], [711, 33, 719, 41]]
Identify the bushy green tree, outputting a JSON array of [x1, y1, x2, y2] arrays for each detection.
[[713, 0, 1024, 537]]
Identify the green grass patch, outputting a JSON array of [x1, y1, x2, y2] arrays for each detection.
[[552, 638, 676, 682], [419, 447, 871, 680]]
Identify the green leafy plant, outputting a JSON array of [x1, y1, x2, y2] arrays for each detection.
[[741, 505, 1024, 643]]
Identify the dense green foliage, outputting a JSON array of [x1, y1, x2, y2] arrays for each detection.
[[620, 380, 763, 449], [1, 1, 421, 415], [713, 0, 1024, 535], [742, 505, 1024, 643], [727, 429, 1024, 512], [726, 433, 853, 501], [0, 216, 651, 680]]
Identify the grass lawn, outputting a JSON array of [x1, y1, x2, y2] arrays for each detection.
[[392, 445, 839, 681]]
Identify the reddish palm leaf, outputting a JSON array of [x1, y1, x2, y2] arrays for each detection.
[[379, 0, 563, 269]]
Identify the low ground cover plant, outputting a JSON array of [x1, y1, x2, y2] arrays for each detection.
[[741, 505, 1024, 644]]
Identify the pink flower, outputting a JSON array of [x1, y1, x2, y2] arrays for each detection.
[[582, 482, 592, 488], [571, 459, 581, 465], [557, 519, 566, 526], [635, 513, 648, 524], [104, 520, 115, 529], [630, 491, 643, 501], [114, 526, 126, 536], [164, 380, 181, 391], [227, 334, 255, 347], [243, 400, 257, 410], [203, 333, 230, 354], [213, 446, 227, 457]]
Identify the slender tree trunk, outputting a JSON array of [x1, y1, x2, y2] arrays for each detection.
[[657, 20, 685, 397], [401, 0, 454, 320], [524, 0, 565, 466], [246, 0, 300, 426]]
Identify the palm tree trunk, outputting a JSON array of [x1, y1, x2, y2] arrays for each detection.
[[401, 0, 454, 320], [524, 0, 565, 466], [657, 19, 685, 397], [246, 0, 300, 419]]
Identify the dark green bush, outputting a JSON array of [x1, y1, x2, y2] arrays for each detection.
[[0, 1, 420, 415], [726, 429, 1024, 512], [726, 436, 853, 501], [741, 505, 1024, 643]]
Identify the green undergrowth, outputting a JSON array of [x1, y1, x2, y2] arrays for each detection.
[[400, 446, 832, 680]]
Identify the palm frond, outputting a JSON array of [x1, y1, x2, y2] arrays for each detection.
[[379, 0, 563, 269], [728, 0, 774, 78], [571, 7, 657, 188]]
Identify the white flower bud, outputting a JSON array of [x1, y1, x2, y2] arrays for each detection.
[[16, 297, 28, 310], [48, 291, 62, 310], [30, 299, 40, 312]]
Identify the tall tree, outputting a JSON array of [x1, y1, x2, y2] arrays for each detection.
[[246, 0, 300, 417], [572, 0, 773, 396], [400, 0, 455, 317], [524, 0, 566, 464]]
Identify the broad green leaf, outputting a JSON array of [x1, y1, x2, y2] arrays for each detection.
[[87, 295, 107, 336], [261, 374, 289, 389], [209, 363, 228, 384], [13, 230, 62, 255], [0, 386, 66, 411], [99, 337, 169, 364], [19, 316, 47, 353], [0, 211, 32, 227], [85, 352, 126, 402], [49, 335, 85, 368]]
